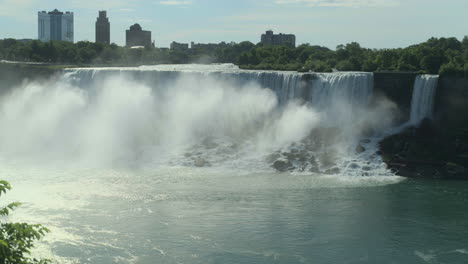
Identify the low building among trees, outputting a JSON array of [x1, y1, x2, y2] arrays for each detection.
[[170, 41, 189, 51], [261, 30, 295, 47]]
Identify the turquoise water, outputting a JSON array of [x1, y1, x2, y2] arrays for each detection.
[[5, 168, 468, 264], [0, 66, 465, 263]]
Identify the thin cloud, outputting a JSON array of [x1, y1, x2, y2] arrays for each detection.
[[275, 0, 398, 7], [119, 8, 136, 12], [159, 1, 192, 5], [0, 0, 39, 19]]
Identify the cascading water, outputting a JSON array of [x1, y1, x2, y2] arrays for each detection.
[[0, 64, 411, 263], [0, 64, 394, 175], [409, 74, 439, 126]]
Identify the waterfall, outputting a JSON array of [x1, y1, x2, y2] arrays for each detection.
[[409, 75, 439, 126], [0, 64, 390, 174], [64, 65, 374, 109], [310, 72, 373, 110]]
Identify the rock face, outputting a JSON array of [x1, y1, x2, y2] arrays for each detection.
[[272, 160, 292, 172], [270, 127, 341, 173], [355, 145, 365, 154], [373, 72, 417, 124], [377, 76, 468, 180], [379, 118, 468, 180], [194, 158, 209, 167]]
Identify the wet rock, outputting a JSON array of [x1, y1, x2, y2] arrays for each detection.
[[298, 155, 308, 162], [266, 153, 281, 163], [202, 138, 218, 149], [324, 167, 340, 175], [356, 145, 366, 153], [446, 162, 465, 175], [229, 143, 239, 149], [194, 158, 208, 167], [272, 160, 292, 172], [361, 139, 371, 144], [319, 152, 337, 168], [309, 166, 320, 173]]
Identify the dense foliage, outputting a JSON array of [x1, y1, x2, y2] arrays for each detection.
[[240, 37, 468, 76], [0, 37, 466, 76], [0, 181, 49, 264], [0, 39, 254, 67]]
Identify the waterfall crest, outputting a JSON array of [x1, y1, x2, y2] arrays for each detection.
[[64, 65, 373, 109]]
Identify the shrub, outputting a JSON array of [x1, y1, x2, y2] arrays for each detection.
[[0, 181, 49, 264]]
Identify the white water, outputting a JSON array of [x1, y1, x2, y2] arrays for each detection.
[[0, 64, 397, 175], [409, 74, 439, 126], [0, 64, 412, 263]]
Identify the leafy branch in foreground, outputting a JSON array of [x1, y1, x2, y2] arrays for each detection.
[[0, 180, 50, 264]]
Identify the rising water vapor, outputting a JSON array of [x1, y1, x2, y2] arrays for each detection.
[[0, 72, 320, 169], [0, 65, 403, 175]]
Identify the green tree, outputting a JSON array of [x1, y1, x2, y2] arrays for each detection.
[[305, 59, 332, 72], [0, 181, 49, 264], [420, 50, 445, 74], [336, 60, 355, 71], [439, 61, 463, 76]]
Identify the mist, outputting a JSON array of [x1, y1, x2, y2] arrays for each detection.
[[0, 68, 399, 175]]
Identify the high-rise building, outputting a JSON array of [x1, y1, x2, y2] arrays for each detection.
[[38, 9, 74, 42], [95, 11, 110, 44], [126, 24, 152, 48], [261, 30, 295, 47]]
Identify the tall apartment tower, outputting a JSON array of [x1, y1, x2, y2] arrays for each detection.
[[95, 11, 110, 44], [38, 9, 74, 42]]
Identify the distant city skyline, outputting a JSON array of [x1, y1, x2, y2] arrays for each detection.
[[0, 0, 467, 49]]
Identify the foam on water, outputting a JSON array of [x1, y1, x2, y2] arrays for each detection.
[[0, 64, 410, 262]]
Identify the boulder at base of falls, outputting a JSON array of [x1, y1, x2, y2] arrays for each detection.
[[272, 160, 292, 172], [356, 145, 366, 153], [194, 158, 209, 167], [360, 139, 371, 144], [378, 118, 468, 180], [324, 167, 340, 175]]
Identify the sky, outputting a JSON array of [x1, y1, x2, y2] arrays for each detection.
[[0, 0, 466, 49]]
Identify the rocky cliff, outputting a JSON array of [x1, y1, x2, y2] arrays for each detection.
[[379, 76, 468, 179], [0, 63, 59, 94]]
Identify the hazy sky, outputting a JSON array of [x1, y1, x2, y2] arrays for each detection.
[[0, 0, 466, 49]]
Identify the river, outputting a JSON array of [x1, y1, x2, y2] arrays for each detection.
[[1, 64, 465, 263]]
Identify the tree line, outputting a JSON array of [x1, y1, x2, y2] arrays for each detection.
[[0, 39, 254, 67], [239, 37, 468, 76], [0, 37, 467, 76]]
